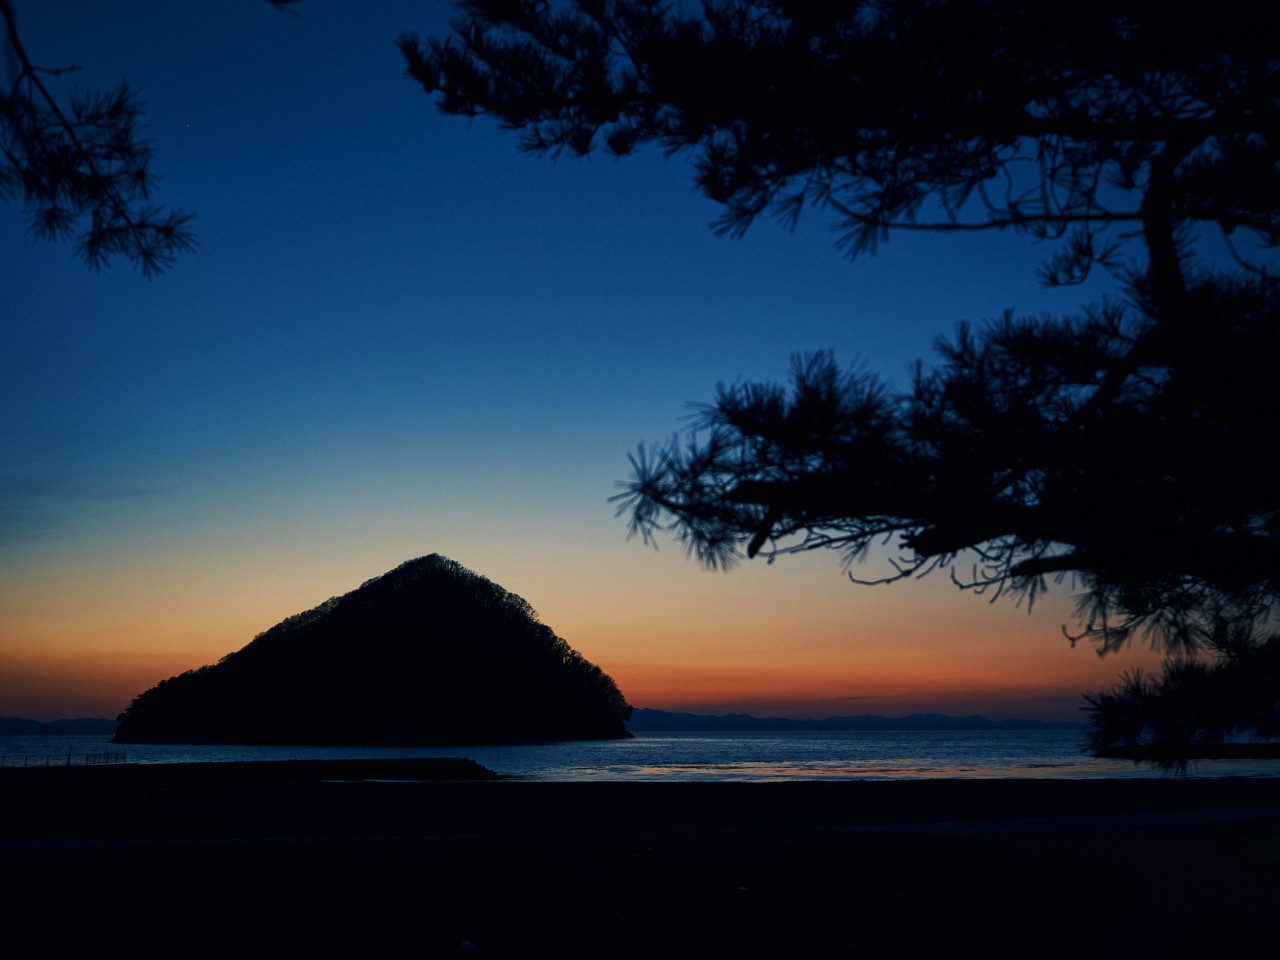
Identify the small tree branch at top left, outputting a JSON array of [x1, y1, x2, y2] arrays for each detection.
[[0, 0, 301, 275]]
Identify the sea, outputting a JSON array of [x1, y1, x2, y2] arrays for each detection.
[[6, 729, 1280, 780]]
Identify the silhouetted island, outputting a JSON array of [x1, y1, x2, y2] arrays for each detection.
[[113, 555, 632, 745]]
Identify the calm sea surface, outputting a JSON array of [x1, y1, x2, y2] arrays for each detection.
[[6, 729, 1280, 780]]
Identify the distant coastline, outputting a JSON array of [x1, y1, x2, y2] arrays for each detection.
[[0, 717, 118, 736], [626, 708, 1085, 732], [2, 710, 1086, 738], [1, 710, 1086, 737]]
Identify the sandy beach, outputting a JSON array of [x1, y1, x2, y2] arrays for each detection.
[[3, 761, 1278, 958]]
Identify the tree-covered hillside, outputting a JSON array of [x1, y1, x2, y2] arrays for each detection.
[[113, 556, 631, 745]]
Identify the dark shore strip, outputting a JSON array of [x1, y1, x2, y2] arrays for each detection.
[[0, 755, 495, 786], [3, 760, 1279, 844], [3, 764, 1279, 957]]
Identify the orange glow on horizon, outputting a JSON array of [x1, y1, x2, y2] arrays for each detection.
[[1, 545, 1169, 724]]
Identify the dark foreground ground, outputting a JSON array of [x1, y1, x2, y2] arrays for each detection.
[[3, 760, 1279, 958]]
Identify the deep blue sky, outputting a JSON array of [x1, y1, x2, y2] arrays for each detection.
[[3, 1, 1171, 721]]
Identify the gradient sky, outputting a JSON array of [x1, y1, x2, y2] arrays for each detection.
[[2, 1, 1174, 722]]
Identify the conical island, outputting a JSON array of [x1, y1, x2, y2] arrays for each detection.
[[113, 555, 632, 745]]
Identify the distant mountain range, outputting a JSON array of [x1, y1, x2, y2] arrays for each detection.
[[626, 708, 1084, 732], [1, 709, 1083, 737], [0, 717, 118, 735]]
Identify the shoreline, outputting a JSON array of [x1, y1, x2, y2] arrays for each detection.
[[3, 759, 1279, 842], [3, 764, 1279, 957]]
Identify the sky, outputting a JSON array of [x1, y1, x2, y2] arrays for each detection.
[[1, 0, 1174, 723]]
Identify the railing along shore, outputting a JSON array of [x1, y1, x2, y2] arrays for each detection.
[[0, 751, 127, 768]]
